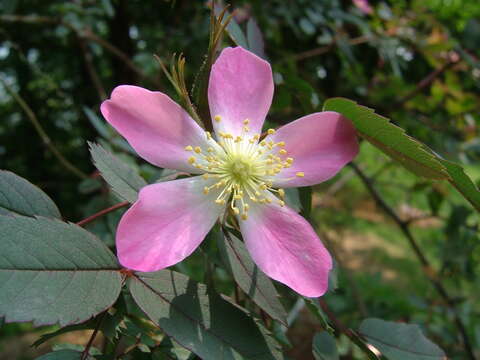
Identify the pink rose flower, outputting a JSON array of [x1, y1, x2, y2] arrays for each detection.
[[101, 47, 358, 297], [353, 0, 373, 14]]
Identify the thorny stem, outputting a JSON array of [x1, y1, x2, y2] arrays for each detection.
[[77, 201, 130, 227], [81, 311, 108, 360], [350, 162, 475, 360], [0, 76, 89, 180]]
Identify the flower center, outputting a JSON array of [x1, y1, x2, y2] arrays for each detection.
[[226, 156, 254, 185], [184, 116, 305, 220]]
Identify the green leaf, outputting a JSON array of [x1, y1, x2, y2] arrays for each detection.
[[0, 216, 122, 326], [304, 299, 333, 333], [0, 170, 61, 218], [84, 106, 111, 139], [284, 188, 301, 213], [35, 350, 87, 360], [298, 187, 312, 218], [247, 18, 266, 59], [439, 159, 480, 212], [218, 230, 288, 325], [128, 270, 284, 360], [323, 98, 449, 180], [312, 332, 339, 360], [218, 10, 248, 48], [89, 142, 147, 203], [33, 321, 95, 347], [359, 318, 446, 360]]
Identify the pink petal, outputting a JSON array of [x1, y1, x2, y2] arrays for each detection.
[[208, 47, 274, 137], [116, 177, 224, 272], [270, 111, 358, 188], [101, 85, 208, 173], [240, 200, 332, 297]]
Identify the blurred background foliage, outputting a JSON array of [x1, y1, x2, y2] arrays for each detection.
[[1, 0, 480, 359]]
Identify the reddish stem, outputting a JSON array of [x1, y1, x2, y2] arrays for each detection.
[[76, 201, 129, 227]]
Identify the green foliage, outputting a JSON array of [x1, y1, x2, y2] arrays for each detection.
[[323, 98, 448, 180], [0, 216, 122, 326], [89, 142, 147, 203], [0, 170, 61, 218], [1, 0, 480, 359], [128, 270, 284, 360], [218, 230, 288, 325], [359, 318, 447, 360], [35, 350, 86, 360], [312, 332, 339, 360]]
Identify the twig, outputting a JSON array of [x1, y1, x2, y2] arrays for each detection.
[[81, 311, 108, 360], [293, 35, 370, 61], [0, 76, 88, 179], [78, 37, 107, 101], [318, 299, 379, 360], [395, 60, 457, 105], [76, 201, 129, 227], [350, 162, 475, 360]]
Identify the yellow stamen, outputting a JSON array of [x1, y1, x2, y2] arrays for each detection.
[[296, 172, 305, 177], [214, 115, 222, 122], [267, 128, 275, 135]]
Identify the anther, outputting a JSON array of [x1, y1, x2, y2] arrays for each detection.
[[279, 149, 287, 155], [241, 213, 248, 220], [296, 172, 305, 177], [188, 156, 196, 164], [203, 187, 209, 194], [194, 146, 202, 153], [267, 129, 276, 135], [214, 115, 222, 122], [279, 200, 285, 207], [215, 199, 226, 205], [184, 145, 193, 151], [243, 118, 250, 125], [277, 141, 285, 147], [278, 189, 285, 198]]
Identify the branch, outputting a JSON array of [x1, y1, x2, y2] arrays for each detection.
[[78, 37, 107, 101], [318, 299, 379, 360], [81, 311, 107, 360], [350, 162, 475, 360], [395, 59, 458, 105], [0, 76, 88, 179], [293, 35, 370, 61], [76, 201, 129, 227], [0, 15, 157, 87]]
